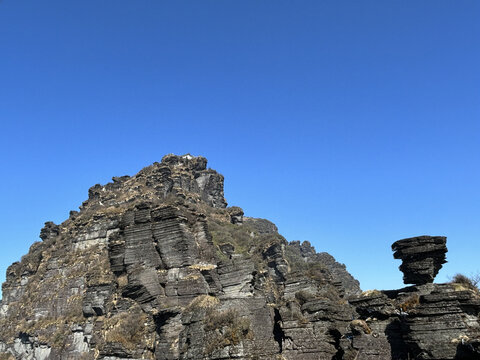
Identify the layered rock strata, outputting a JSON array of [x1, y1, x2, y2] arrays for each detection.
[[0, 155, 478, 360], [349, 283, 480, 360], [392, 236, 448, 285], [0, 154, 360, 360], [343, 236, 480, 360]]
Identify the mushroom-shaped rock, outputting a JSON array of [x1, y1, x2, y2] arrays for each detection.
[[392, 235, 447, 285]]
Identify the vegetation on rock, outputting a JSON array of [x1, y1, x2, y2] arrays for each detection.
[[0, 154, 478, 360]]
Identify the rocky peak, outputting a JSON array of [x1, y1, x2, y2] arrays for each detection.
[[80, 154, 227, 213], [0, 155, 365, 360], [39, 222, 59, 242], [160, 153, 208, 171], [392, 235, 447, 285]]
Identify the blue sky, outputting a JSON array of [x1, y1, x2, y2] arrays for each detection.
[[1, 1, 479, 294]]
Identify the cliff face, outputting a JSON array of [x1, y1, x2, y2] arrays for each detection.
[[0, 155, 478, 360]]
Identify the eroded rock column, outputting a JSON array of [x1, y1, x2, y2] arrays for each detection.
[[392, 235, 447, 285]]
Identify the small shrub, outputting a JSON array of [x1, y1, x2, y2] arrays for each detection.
[[295, 290, 316, 305], [205, 308, 237, 331], [0, 353, 15, 360], [306, 263, 329, 283], [99, 206, 125, 216], [51, 325, 69, 350], [451, 273, 479, 293], [284, 246, 308, 273], [350, 319, 372, 335], [185, 295, 219, 312], [361, 289, 382, 297], [209, 220, 252, 255], [282, 301, 307, 324], [104, 307, 148, 350], [189, 263, 216, 271], [117, 274, 128, 288], [204, 308, 252, 354], [398, 294, 420, 312]]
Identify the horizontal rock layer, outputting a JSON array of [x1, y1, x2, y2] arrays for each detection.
[[349, 283, 480, 359], [392, 235, 447, 285], [0, 155, 477, 360]]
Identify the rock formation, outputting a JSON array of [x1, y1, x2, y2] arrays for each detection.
[[346, 237, 479, 360], [0, 154, 478, 360], [392, 235, 448, 285]]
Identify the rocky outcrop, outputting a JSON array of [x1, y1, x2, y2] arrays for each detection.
[[0, 154, 362, 360], [392, 235, 448, 285], [287, 241, 361, 297], [343, 236, 480, 360], [0, 156, 478, 360], [349, 283, 480, 360], [227, 207, 244, 225], [81, 154, 227, 213], [242, 218, 278, 235]]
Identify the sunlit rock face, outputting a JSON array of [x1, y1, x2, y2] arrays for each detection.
[[392, 235, 447, 285], [345, 236, 480, 360], [0, 155, 478, 360]]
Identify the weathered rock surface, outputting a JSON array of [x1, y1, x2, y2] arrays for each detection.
[[349, 283, 480, 360], [287, 240, 361, 298], [343, 236, 480, 360], [392, 235, 448, 285], [0, 155, 361, 360], [242, 218, 278, 235], [0, 155, 478, 360]]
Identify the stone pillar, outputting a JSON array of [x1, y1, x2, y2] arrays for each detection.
[[392, 235, 447, 285]]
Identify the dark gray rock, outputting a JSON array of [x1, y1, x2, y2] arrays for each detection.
[[287, 240, 361, 297], [3, 155, 476, 360], [348, 283, 480, 360], [83, 284, 113, 317], [243, 217, 278, 235], [227, 207, 244, 225], [392, 235, 447, 285], [39, 221, 59, 241], [80, 154, 228, 212]]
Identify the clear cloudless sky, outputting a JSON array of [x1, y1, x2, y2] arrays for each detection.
[[1, 1, 479, 296]]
